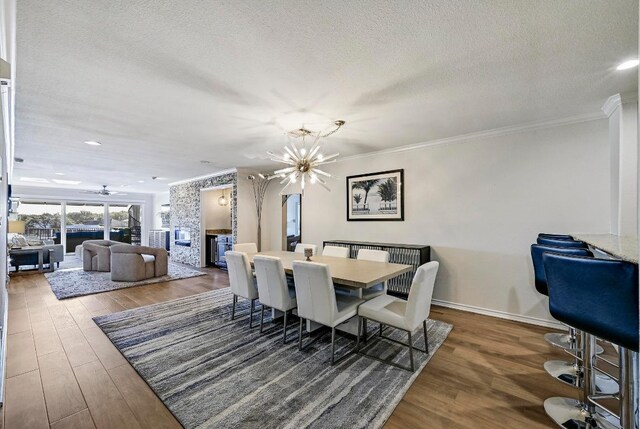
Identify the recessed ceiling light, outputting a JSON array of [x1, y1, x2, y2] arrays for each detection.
[[84, 140, 102, 146], [55, 172, 65, 176], [14, 157, 24, 163], [52, 179, 82, 185], [616, 59, 639, 70], [137, 180, 145, 183], [20, 177, 49, 183], [152, 176, 167, 180]]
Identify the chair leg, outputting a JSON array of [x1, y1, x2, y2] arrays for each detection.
[[362, 317, 368, 344], [249, 299, 255, 328], [330, 327, 336, 365], [259, 304, 265, 333], [283, 310, 288, 344], [356, 316, 361, 350], [423, 320, 429, 354], [408, 331, 414, 372], [231, 295, 237, 320], [298, 317, 304, 350], [379, 323, 383, 337]]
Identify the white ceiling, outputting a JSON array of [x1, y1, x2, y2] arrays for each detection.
[[14, 0, 638, 193]]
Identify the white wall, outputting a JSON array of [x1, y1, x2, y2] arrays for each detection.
[[605, 95, 638, 237], [618, 101, 638, 236], [235, 168, 259, 245], [151, 191, 169, 230], [202, 188, 232, 230], [262, 118, 610, 325], [13, 185, 155, 246]]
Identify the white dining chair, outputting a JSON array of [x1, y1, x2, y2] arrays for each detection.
[[357, 261, 439, 371], [322, 246, 350, 258], [225, 251, 260, 328], [358, 249, 389, 299], [335, 248, 390, 298], [234, 242, 258, 253], [294, 243, 318, 256], [254, 255, 297, 343], [292, 261, 364, 365]]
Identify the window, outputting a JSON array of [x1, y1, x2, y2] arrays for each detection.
[[108, 204, 142, 244], [65, 203, 105, 252], [17, 201, 62, 243]]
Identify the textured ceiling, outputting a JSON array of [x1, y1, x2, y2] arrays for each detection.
[[14, 0, 638, 193]]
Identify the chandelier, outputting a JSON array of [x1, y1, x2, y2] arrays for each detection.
[[267, 120, 345, 195]]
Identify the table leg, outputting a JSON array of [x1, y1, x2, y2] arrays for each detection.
[[37, 250, 44, 273]]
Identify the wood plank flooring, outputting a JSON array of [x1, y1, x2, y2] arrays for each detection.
[[2, 265, 576, 428]]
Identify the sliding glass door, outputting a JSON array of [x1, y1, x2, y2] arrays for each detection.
[[65, 203, 105, 252], [16, 201, 62, 244], [108, 204, 142, 245], [16, 199, 145, 254]]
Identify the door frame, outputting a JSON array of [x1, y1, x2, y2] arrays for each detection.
[[199, 184, 234, 268]]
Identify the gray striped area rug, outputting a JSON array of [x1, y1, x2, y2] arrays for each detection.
[[93, 288, 452, 429]]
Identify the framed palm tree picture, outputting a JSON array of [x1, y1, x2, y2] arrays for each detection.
[[347, 169, 404, 221]]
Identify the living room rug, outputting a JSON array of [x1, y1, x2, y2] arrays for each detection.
[[45, 259, 207, 299], [93, 288, 453, 429]]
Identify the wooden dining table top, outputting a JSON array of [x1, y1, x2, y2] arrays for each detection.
[[247, 250, 413, 289]]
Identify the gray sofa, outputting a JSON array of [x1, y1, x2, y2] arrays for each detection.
[[111, 244, 168, 282], [8, 235, 64, 270], [83, 240, 121, 272]]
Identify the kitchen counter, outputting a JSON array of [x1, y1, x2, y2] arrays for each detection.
[[572, 234, 638, 264], [206, 229, 231, 235]]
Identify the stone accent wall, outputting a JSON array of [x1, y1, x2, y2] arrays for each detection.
[[169, 172, 237, 266]]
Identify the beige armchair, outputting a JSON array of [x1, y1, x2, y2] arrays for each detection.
[[83, 240, 121, 272], [111, 244, 168, 282]]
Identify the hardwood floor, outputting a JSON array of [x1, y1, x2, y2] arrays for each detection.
[[2, 266, 575, 428]]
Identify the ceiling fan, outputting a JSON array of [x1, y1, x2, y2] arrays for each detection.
[[81, 185, 127, 196]]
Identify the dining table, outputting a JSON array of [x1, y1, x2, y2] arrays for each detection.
[[247, 250, 413, 334], [248, 250, 412, 291]]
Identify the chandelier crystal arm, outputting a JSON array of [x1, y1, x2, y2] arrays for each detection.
[[268, 119, 344, 195], [311, 168, 331, 177], [311, 158, 337, 167], [285, 146, 299, 161], [279, 175, 291, 185], [289, 142, 302, 160], [274, 166, 297, 175]]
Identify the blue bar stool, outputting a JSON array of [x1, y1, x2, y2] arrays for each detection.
[[537, 237, 588, 248], [531, 245, 614, 393], [538, 233, 574, 240], [543, 253, 638, 429]]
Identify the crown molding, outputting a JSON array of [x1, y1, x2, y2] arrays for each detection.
[[168, 168, 237, 186], [601, 92, 638, 117], [602, 94, 622, 117], [338, 111, 606, 163]]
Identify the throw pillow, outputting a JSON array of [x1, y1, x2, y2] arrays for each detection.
[[11, 235, 28, 248]]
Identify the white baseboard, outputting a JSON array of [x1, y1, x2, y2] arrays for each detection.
[[431, 299, 565, 330]]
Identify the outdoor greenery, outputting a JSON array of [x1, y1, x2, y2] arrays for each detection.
[[18, 210, 129, 230]]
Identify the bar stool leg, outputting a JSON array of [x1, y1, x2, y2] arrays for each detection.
[[619, 348, 638, 429], [545, 326, 604, 354], [544, 332, 617, 429], [544, 331, 618, 394]]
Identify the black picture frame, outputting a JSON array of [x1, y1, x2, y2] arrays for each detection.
[[346, 169, 404, 221]]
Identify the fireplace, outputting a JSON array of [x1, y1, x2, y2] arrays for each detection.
[[174, 227, 191, 247]]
